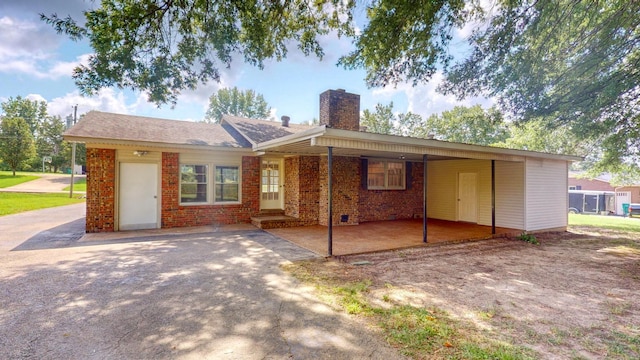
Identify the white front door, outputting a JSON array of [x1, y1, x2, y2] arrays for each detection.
[[458, 172, 478, 223], [261, 159, 283, 209], [119, 162, 158, 230]]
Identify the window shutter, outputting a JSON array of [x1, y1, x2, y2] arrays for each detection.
[[406, 162, 412, 190], [361, 158, 368, 190]]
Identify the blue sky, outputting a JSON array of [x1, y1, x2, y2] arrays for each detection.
[[0, 0, 492, 124]]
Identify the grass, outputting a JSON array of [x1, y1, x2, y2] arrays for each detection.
[[284, 262, 535, 360], [0, 172, 40, 188], [0, 193, 85, 216], [568, 214, 640, 233], [63, 178, 86, 192]]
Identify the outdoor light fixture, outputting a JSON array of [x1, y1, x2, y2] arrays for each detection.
[[133, 150, 149, 157]]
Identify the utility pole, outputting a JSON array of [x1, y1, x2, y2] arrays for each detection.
[[69, 105, 77, 198]]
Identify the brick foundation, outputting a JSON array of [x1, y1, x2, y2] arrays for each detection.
[[161, 153, 260, 228], [319, 156, 360, 226], [85, 148, 116, 232]]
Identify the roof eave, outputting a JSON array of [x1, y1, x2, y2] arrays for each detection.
[[64, 135, 253, 153]]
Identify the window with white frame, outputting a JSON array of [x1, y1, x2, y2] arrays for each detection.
[[215, 166, 239, 202], [181, 164, 208, 203], [367, 160, 405, 190], [180, 156, 241, 205]]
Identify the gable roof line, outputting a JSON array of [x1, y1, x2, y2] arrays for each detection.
[[221, 115, 258, 146]]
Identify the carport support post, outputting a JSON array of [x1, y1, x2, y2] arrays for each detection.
[[491, 160, 496, 235], [423, 154, 428, 243], [327, 146, 333, 256]]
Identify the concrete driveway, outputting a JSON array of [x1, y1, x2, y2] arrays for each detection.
[[0, 206, 402, 359], [0, 173, 85, 193]]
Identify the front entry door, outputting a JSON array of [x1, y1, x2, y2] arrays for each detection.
[[458, 172, 478, 223], [119, 162, 158, 230], [261, 159, 283, 209]]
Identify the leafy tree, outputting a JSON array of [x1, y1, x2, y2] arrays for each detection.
[[0, 117, 36, 176], [1, 96, 48, 135], [360, 102, 423, 137], [33, 116, 67, 172], [423, 105, 509, 146], [204, 87, 271, 123], [41, 1, 354, 105]]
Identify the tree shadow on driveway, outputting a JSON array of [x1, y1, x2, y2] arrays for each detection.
[[3, 224, 399, 359]]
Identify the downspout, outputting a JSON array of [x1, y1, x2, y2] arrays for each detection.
[[327, 146, 333, 256], [423, 154, 428, 243], [492, 160, 496, 235]]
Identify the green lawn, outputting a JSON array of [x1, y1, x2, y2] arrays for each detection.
[[0, 172, 40, 188], [0, 193, 85, 216], [569, 213, 640, 233], [63, 178, 86, 192]]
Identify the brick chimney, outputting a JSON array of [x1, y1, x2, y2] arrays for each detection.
[[319, 89, 360, 131]]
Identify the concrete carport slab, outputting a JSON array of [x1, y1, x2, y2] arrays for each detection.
[[0, 205, 404, 359]]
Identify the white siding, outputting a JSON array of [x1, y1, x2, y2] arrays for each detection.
[[525, 158, 568, 231], [427, 160, 492, 225], [494, 161, 525, 230]]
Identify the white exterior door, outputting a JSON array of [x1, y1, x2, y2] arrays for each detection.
[[261, 159, 283, 209], [119, 162, 158, 230], [616, 191, 632, 215], [458, 172, 478, 223]]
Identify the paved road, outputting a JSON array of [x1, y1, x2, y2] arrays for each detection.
[[1, 173, 85, 193], [0, 205, 403, 359]]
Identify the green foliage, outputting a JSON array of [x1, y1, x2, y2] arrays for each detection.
[[1, 96, 48, 135], [0, 192, 85, 216], [517, 232, 539, 245], [0, 117, 36, 176], [204, 87, 271, 123], [424, 105, 509, 145], [41, 0, 355, 106], [360, 102, 423, 137], [440, 0, 640, 173]]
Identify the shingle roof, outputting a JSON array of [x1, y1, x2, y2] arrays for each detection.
[[222, 115, 314, 145], [65, 111, 252, 148]]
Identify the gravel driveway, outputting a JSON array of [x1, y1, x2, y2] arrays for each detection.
[[0, 205, 403, 359]]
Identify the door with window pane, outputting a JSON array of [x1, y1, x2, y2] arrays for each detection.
[[261, 159, 283, 209]]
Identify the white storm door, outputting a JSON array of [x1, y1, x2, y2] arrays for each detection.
[[119, 163, 158, 230], [458, 172, 478, 223], [261, 159, 283, 209]]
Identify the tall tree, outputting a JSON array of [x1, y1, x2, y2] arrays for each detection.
[[33, 116, 67, 172], [41, 1, 354, 105], [0, 117, 36, 176], [204, 87, 271, 123], [360, 102, 423, 137], [423, 105, 509, 146], [1, 96, 48, 135]]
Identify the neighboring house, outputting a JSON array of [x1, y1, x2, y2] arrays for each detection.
[[569, 172, 640, 214], [64, 89, 581, 240]]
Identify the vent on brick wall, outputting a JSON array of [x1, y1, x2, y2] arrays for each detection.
[[341, 214, 349, 222]]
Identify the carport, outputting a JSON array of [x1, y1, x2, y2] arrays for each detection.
[[254, 126, 577, 256]]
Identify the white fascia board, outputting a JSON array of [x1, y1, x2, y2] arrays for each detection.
[[252, 125, 327, 151]]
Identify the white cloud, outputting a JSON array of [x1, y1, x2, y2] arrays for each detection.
[[0, 17, 58, 61], [373, 72, 494, 117], [40, 89, 130, 118]]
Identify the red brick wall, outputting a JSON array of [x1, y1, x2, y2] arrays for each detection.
[[319, 156, 360, 226], [319, 89, 360, 131], [85, 148, 116, 232], [359, 161, 424, 222], [161, 153, 260, 228], [568, 177, 614, 191], [285, 156, 319, 225]]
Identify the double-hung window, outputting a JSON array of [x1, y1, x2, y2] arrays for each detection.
[[181, 165, 208, 203], [215, 166, 239, 202], [180, 157, 241, 205], [367, 160, 406, 190]]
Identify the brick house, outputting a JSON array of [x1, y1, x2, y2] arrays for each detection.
[[568, 172, 640, 214], [65, 89, 580, 245]]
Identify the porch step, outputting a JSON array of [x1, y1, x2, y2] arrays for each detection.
[[251, 214, 302, 229], [257, 209, 286, 216]]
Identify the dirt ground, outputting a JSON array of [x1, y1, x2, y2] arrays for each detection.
[[307, 227, 640, 359]]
